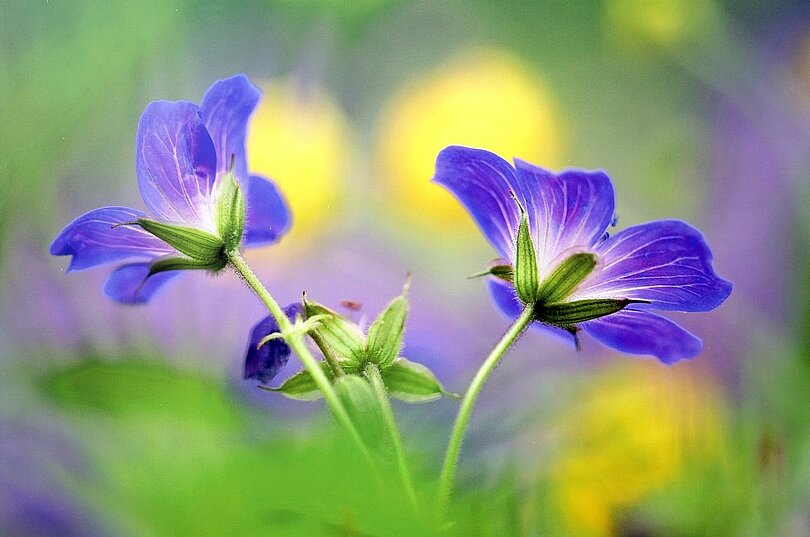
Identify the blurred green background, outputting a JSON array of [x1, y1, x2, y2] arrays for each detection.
[[2, 0, 810, 535]]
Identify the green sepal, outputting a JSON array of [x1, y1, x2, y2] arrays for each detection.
[[134, 219, 224, 263], [536, 253, 598, 304], [333, 374, 385, 446], [380, 358, 445, 403], [468, 260, 514, 283], [365, 282, 409, 368], [148, 256, 226, 277], [303, 296, 366, 365], [258, 362, 334, 401], [488, 263, 514, 283], [536, 298, 648, 325], [514, 206, 539, 304], [256, 314, 331, 350], [216, 169, 246, 252]]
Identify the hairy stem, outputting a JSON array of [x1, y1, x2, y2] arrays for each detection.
[[310, 331, 345, 377], [437, 305, 535, 518], [228, 251, 373, 463], [365, 362, 418, 510]]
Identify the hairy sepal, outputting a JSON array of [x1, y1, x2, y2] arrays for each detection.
[[365, 285, 410, 368], [303, 296, 366, 365], [380, 358, 445, 403], [135, 219, 224, 264], [216, 170, 246, 252], [260, 361, 334, 401]]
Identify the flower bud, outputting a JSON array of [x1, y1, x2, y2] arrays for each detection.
[[243, 304, 303, 385], [303, 296, 366, 366], [365, 282, 410, 368]]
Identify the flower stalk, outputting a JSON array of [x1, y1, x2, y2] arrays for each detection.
[[436, 304, 535, 518], [365, 362, 418, 510], [227, 250, 374, 464]]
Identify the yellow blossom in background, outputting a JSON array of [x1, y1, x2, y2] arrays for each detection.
[[549, 362, 727, 536], [376, 51, 564, 234], [605, 0, 717, 49], [247, 78, 351, 254]]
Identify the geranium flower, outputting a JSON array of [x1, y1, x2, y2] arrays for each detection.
[[434, 146, 732, 364], [50, 75, 289, 304], [243, 303, 302, 384]]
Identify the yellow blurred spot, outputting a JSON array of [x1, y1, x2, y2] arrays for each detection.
[[549, 362, 726, 535], [605, 0, 716, 48], [376, 51, 564, 233], [247, 78, 351, 253]]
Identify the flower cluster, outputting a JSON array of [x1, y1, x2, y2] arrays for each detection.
[[245, 283, 447, 403], [49, 75, 733, 523]]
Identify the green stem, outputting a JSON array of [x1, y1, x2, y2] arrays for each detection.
[[436, 305, 535, 518], [365, 362, 418, 510], [228, 251, 373, 463], [310, 331, 345, 377]]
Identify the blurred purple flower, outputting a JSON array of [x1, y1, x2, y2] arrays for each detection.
[[243, 303, 302, 384], [0, 422, 107, 537], [50, 75, 290, 304], [434, 146, 732, 364]]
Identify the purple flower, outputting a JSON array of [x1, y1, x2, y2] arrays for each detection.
[[434, 146, 732, 364], [243, 303, 303, 384], [50, 75, 290, 304]]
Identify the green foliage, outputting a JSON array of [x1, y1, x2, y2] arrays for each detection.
[[36, 359, 441, 537], [39, 359, 242, 426], [0, 0, 185, 253]]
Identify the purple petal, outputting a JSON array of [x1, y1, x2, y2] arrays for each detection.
[[50, 207, 174, 271], [512, 160, 614, 273], [244, 303, 303, 384], [487, 275, 521, 317], [102, 262, 180, 304], [582, 309, 702, 364], [136, 101, 218, 229], [243, 175, 291, 247], [199, 75, 261, 182], [433, 146, 520, 258], [487, 277, 576, 347], [573, 220, 732, 312]]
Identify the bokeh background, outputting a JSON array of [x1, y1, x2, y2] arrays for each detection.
[[2, 0, 810, 535]]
